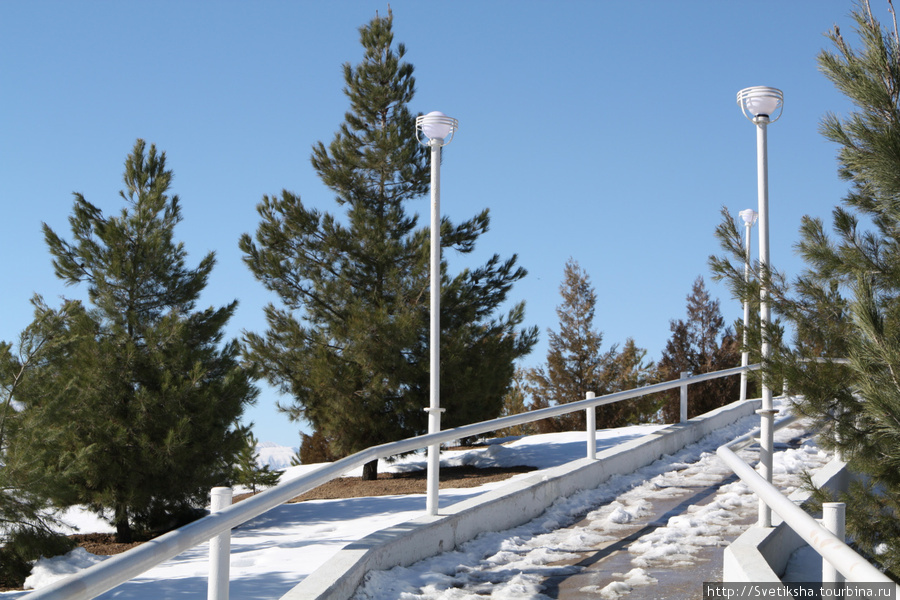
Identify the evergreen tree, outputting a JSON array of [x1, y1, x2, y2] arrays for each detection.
[[497, 368, 535, 437], [6, 140, 257, 542], [527, 259, 616, 431], [232, 428, 281, 494], [0, 303, 76, 587], [240, 11, 536, 480], [293, 430, 338, 467], [657, 276, 740, 422], [602, 338, 661, 425], [711, 1, 900, 578]]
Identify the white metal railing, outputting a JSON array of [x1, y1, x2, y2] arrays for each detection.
[[22, 364, 755, 600], [717, 422, 896, 586]]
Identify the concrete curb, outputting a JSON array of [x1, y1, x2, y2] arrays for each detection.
[[282, 398, 762, 600], [723, 457, 849, 582]]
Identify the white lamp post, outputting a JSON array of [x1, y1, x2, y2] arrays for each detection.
[[738, 208, 758, 404], [416, 110, 458, 516], [737, 86, 783, 527]]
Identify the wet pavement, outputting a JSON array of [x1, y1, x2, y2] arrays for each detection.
[[538, 428, 824, 600]]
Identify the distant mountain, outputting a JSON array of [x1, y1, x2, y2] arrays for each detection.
[[255, 442, 298, 470]]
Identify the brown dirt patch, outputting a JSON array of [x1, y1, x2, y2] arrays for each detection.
[[232, 464, 537, 503], [287, 464, 537, 502], [68, 533, 145, 556]]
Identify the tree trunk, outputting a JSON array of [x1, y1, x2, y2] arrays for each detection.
[[361, 459, 378, 481], [114, 504, 133, 543]]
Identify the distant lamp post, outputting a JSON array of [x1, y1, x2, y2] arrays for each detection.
[[416, 110, 458, 516], [737, 86, 783, 528], [738, 208, 758, 403]]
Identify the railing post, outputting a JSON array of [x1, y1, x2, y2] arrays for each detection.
[[208, 487, 233, 600], [585, 391, 596, 460], [680, 372, 689, 423], [756, 407, 778, 527], [823, 502, 846, 585]]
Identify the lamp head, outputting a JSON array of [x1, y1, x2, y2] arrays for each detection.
[[737, 86, 784, 123], [739, 209, 759, 226], [416, 111, 459, 147]]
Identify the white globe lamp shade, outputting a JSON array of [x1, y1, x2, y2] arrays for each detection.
[[739, 209, 759, 226], [416, 111, 458, 146], [737, 86, 784, 122]]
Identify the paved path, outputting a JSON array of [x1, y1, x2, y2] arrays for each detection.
[[541, 426, 825, 599], [545, 473, 757, 599], [351, 416, 831, 600]]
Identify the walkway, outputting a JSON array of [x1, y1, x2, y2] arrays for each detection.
[[351, 416, 831, 600], [544, 421, 826, 599]]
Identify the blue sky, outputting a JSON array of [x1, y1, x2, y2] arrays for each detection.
[[0, 1, 877, 446]]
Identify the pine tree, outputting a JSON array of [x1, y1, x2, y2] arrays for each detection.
[[711, 1, 900, 578], [527, 259, 616, 431], [602, 338, 661, 425], [6, 140, 257, 542], [240, 11, 536, 480], [657, 276, 740, 422], [232, 428, 281, 494], [0, 303, 76, 587], [497, 368, 535, 437]]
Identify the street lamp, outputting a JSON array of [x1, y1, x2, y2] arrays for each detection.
[[737, 85, 783, 527], [416, 110, 458, 516], [738, 208, 758, 403]]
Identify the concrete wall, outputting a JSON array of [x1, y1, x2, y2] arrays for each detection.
[[282, 397, 762, 600], [723, 458, 849, 582]]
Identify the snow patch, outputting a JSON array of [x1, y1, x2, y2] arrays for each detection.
[[24, 548, 108, 590], [590, 568, 658, 599], [254, 442, 298, 470]]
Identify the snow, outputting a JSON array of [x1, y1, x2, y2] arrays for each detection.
[[1, 410, 831, 599], [593, 568, 658, 599], [254, 441, 298, 471], [22, 548, 108, 591]]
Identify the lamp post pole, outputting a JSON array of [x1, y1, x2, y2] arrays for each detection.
[[737, 86, 783, 528], [738, 208, 758, 403], [416, 111, 458, 516]]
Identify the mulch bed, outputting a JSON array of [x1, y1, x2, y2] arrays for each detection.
[[282, 464, 537, 502], [68, 532, 146, 556]]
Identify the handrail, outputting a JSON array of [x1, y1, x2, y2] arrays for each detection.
[[23, 363, 757, 600], [717, 432, 893, 585]]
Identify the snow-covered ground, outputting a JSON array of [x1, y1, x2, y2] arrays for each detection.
[[2, 402, 830, 600]]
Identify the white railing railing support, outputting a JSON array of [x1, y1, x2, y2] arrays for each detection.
[[822, 502, 846, 585], [585, 391, 596, 460], [680, 372, 690, 423], [208, 487, 233, 600]]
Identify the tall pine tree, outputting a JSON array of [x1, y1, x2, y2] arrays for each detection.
[[527, 259, 619, 431], [657, 276, 740, 422], [240, 11, 536, 479], [711, 1, 900, 578], [6, 140, 257, 542]]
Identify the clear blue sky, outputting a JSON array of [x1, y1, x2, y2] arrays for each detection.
[[0, 1, 875, 446]]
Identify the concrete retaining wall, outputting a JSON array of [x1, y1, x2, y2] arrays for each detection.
[[723, 457, 849, 582], [282, 397, 761, 600]]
